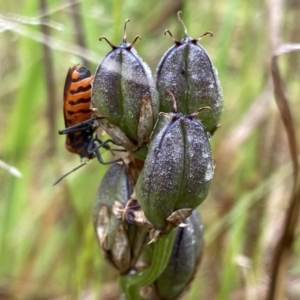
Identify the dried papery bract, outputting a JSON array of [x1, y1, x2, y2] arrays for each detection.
[[93, 163, 147, 273], [92, 19, 158, 158], [155, 11, 223, 134]]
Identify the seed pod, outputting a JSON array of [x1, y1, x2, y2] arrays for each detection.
[[93, 163, 147, 274], [151, 211, 204, 300], [155, 11, 223, 134], [92, 19, 159, 154], [135, 105, 214, 231]]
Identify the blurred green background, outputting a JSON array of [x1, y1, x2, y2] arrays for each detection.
[[0, 0, 299, 299]]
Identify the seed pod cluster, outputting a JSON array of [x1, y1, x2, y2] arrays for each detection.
[[58, 11, 223, 300]]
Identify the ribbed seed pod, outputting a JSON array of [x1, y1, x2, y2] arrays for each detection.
[[151, 211, 204, 300], [93, 163, 147, 274], [92, 19, 158, 156], [155, 12, 223, 134], [135, 106, 214, 231]]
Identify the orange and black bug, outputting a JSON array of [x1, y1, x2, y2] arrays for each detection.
[[54, 64, 122, 185]]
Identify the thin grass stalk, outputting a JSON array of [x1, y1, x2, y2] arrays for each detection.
[[266, 52, 300, 300], [40, 0, 57, 157], [68, 0, 90, 69]]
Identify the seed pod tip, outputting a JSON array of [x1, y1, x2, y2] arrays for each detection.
[[177, 11, 188, 37], [99, 36, 117, 49]]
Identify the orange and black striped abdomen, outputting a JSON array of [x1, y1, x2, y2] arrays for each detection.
[[63, 65, 93, 127], [63, 65, 94, 157]]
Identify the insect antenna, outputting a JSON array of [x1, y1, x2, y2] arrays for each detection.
[[53, 162, 88, 186]]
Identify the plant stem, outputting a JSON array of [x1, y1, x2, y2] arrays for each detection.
[[119, 229, 177, 300]]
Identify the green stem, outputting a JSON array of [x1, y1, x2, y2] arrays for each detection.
[[119, 229, 177, 300]]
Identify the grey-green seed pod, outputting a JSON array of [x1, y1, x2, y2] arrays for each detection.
[[152, 211, 204, 300], [92, 19, 159, 154], [155, 12, 223, 134], [135, 107, 214, 231], [93, 163, 147, 274]]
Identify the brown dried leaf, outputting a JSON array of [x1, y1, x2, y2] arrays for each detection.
[[267, 46, 300, 300]]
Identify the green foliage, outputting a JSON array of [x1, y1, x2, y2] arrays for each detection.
[[0, 0, 299, 299]]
